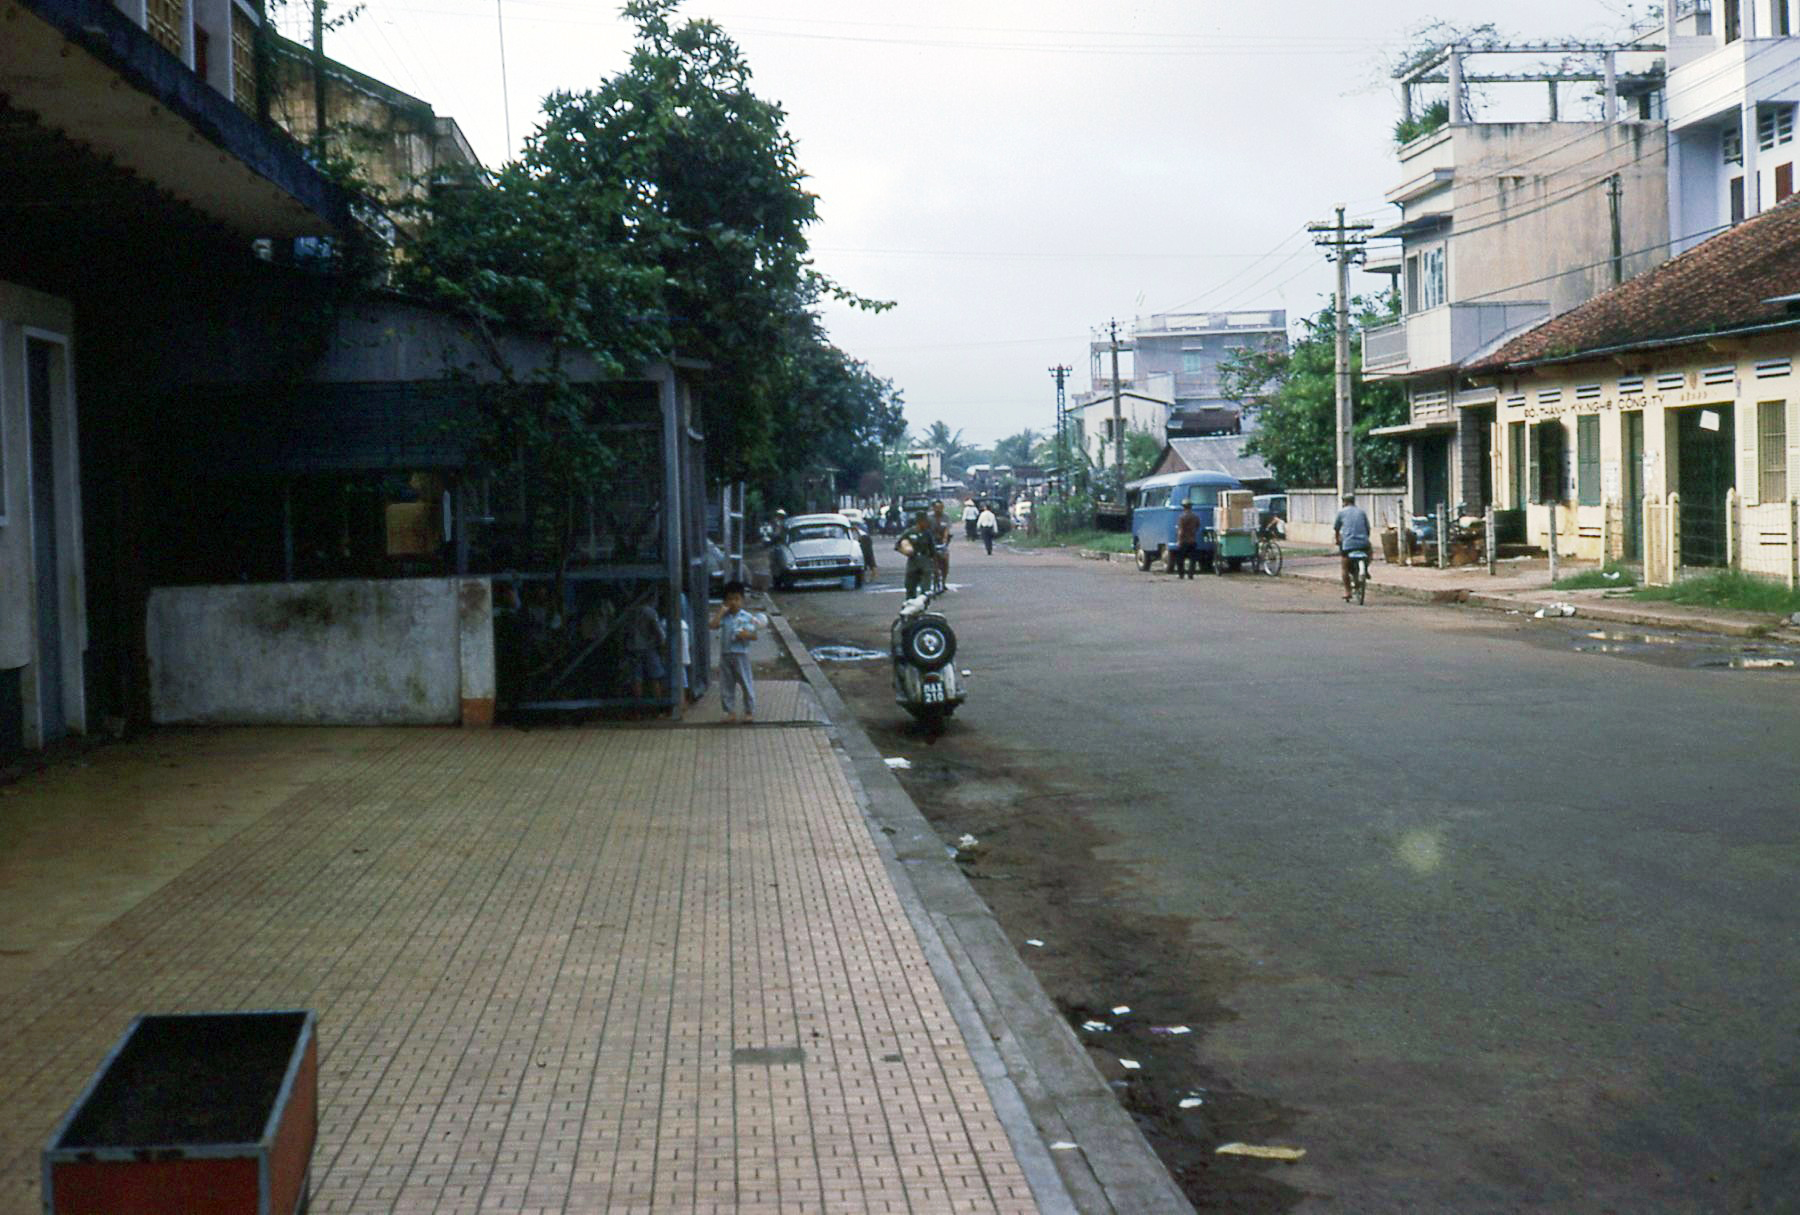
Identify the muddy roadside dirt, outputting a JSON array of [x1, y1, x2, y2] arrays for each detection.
[[794, 618, 1312, 1212]]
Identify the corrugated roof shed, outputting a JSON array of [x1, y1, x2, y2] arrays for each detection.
[[1473, 196, 1800, 370], [1165, 435, 1273, 484]]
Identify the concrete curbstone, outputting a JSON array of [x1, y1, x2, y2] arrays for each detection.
[[769, 613, 1195, 1215]]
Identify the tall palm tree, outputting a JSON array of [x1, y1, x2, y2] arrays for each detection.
[[918, 420, 978, 477]]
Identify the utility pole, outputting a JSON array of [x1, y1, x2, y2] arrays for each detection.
[[1608, 174, 1624, 285], [1049, 364, 1071, 501], [311, 0, 327, 155], [1308, 208, 1374, 500], [1108, 319, 1124, 502]]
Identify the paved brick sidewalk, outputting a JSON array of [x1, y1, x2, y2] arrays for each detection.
[[0, 726, 1041, 1213]]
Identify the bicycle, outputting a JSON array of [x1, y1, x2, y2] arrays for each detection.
[[1255, 530, 1283, 577], [1344, 549, 1371, 605]]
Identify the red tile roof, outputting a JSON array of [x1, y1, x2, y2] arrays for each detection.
[[1473, 197, 1800, 370]]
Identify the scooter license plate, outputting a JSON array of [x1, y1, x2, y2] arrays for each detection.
[[921, 681, 946, 704]]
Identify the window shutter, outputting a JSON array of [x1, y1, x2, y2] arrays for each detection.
[[1578, 416, 1601, 505], [1739, 401, 1760, 506], [1789, 399, 1800, 503], [1528, 424, 1541, 504]]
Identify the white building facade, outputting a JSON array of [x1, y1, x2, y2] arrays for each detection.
[[1666, 0, 1800, 250]]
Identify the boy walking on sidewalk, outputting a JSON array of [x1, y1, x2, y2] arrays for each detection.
[[710, 581, 757, 722]]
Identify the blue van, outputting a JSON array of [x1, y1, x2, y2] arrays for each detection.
[[1129, 470, 1242, 572]]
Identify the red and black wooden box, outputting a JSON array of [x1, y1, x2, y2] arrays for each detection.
[[42, 1010, 317, 1215]]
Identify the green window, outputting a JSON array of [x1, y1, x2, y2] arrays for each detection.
[[1509, 422, 1527, 508], [1577, 414, 1601, 505]]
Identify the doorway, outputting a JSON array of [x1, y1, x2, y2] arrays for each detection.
[[1416, 433, 1451, 517], [1674, 405, 1734, 567], [26, 336, 66, 741]]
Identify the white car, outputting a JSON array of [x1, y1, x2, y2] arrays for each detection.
[[770, 514, 866, 590]]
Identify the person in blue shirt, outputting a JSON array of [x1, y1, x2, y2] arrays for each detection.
[[1333, 494, 1373, 602], [709, 580, 758, 722]]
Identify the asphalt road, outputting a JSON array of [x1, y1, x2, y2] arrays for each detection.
[[781, 543, 1800, 1213]]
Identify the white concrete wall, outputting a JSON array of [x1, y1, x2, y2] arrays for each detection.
[[148, 577, 495, 725]]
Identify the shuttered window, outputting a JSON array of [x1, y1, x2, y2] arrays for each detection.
[[231, 7, 258, 114], [1577, 415, 1601, 505], [146, 0, 184, 57], [1761, 401, 1789, 503]]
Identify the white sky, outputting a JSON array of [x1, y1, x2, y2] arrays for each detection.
[[280, 0, 1655, 447]]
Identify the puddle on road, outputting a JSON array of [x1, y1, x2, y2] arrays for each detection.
[[1562, 627, 1800, 671], [810, 644, 886, 663]]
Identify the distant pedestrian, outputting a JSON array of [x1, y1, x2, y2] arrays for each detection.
[[963, 499, 979, 541], [977, 504, 998, 555], [1174, 500, 1202, 579], [709, 580, 757, 722]]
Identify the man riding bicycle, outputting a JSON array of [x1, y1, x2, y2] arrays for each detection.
[[1333, 493, 1372, 602]]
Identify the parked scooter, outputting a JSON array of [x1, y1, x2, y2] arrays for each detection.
[[891, 589, 964, 727]]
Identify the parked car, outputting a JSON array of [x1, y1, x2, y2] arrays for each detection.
[[770, 514, 866, 590], [1129, 471, 1243, 573]]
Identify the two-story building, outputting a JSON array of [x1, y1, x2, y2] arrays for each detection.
[[1365, 41, 1671, 529], [1469, 194, 1800, 585]]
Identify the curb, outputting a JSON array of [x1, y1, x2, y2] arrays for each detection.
[[768, 611, 1195, 1215], [1071, 543, 1781, 637]]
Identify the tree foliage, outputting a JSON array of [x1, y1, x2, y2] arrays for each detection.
[[1220, 296, 1407, 488], [991, 429, 1040, 467], [917, 421, 982, 478], [394, 0, 902, 557]]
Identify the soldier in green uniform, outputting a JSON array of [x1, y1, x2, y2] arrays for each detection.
[[895, 510, 938, 599]]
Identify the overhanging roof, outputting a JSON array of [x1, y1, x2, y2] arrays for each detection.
[[1, 0, 351, 237]]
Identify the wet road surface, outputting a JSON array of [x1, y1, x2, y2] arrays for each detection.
[[785, 544, 1800, 1213]]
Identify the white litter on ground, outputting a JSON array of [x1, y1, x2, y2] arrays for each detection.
[[957, 833, 979, 849], [1050, 1141, 1079, 1151], [1111, 1005, 1131, 1016], [1179, 1096, 1205, 1109], [1119, 1059, 1142, 1070], [1533, 602, 1578, 619], [1150, 1025, 1192, 1035], [1024, 938, 1045, 948], [883, 757, 912, 769], [1080, 1020, 1111, 1033]]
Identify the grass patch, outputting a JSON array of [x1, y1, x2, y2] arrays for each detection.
[[1011, 528, 1134, 553], [1631, 570, 1800, 614], [1553, 564, 1637, 591]]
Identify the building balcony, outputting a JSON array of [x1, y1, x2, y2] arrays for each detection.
[[1667, 37, 1800, 128], [1362, 300, 1550, 379]]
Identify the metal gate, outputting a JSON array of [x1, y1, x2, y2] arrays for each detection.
[[1675, 406, 1734, 567], [488, 371, 711, 714]]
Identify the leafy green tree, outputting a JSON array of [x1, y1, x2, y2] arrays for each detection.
[[396, 0, 895, 563], [991, 428, 1040, 467], [1221, 295, 1407, 488]]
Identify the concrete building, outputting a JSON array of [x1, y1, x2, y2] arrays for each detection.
[[1665, 0, 1800, 250], [1075, 311, 1286, 443], [1365, 41, 1671, 524], [1469, 195, 1800, 584], [1067, 385, 1171, 471], [267, 36, 481, 221], [1, 0, 352, 756]]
